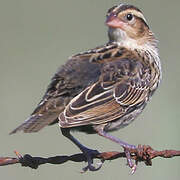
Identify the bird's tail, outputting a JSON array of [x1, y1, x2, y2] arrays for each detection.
[[9, 113, 58, 134]]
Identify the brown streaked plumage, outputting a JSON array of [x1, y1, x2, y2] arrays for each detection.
[[10, 4, 161, 173]]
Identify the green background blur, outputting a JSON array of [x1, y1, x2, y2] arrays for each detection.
[[0, 0, 180, 179]]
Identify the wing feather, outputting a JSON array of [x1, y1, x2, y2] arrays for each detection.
[[114, 80, 149, 106], [59, 80, 149, 128], [59, 59, 150, 128]]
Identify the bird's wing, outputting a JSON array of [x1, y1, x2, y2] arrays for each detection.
[[10, 55, 102, 134], [10, 43, 124, 134], [59, 58, 150, 128]]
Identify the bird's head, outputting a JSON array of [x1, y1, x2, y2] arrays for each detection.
[[106, 4, 157, 50]]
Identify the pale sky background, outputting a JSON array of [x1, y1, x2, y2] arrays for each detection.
[[0, 0, 180, 180]]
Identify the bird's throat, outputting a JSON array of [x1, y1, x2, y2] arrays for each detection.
[[108, 27, 157, 53]]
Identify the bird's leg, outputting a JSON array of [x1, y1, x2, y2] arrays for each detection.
[[61, 128, 103, 172], [96, 129, 137, 173]]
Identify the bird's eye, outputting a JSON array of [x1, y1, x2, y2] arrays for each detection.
[[126, 13, 133, 21]]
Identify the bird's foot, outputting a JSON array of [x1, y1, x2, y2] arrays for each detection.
[[123, 144, 137, 174], [81, 148, 104, 173]]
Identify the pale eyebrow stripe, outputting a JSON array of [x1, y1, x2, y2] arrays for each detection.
[[118, 9, 147, 23]]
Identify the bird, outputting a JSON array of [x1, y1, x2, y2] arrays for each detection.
[[10, 4, 162, 172]]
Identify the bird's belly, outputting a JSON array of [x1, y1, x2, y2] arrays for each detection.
[[104, 102, 147, 132]]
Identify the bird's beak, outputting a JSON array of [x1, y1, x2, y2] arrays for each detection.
[[106, 13, 124, 29]]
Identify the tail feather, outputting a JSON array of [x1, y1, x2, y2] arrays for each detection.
[[10, 113, 59, 134]]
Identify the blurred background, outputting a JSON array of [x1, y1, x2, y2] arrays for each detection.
[[0, 0, 180, 179]]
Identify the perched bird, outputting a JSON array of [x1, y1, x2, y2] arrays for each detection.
[[10, 4, 161, 172]]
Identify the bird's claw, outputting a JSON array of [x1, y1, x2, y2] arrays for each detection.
[[80, 149, 104, 173], [124, 146, 137, 174], [130, 164, 137, 175], [81, 161, 103, 173]]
